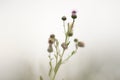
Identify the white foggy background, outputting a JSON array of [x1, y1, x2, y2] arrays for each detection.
[[0, 0, 120, 80]]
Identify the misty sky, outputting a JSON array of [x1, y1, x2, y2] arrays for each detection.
[[0, 0, 120, 80]]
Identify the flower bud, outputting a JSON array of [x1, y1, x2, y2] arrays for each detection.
[[50, 34, 55, 38], [61, 42, 68, 50], [61, 16, 67, 21], [71, 15, 77, 19], [67, 32, 73, 37], [78, 41, 85, 47], [47, 44, 53, 53], [74, 38, 78, 42], [48, 38, 55, 44], [71, 10, 77, 19]]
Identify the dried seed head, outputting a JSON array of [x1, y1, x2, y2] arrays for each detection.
[[61, 43, 68, 50], [78, 41, 85, 47]]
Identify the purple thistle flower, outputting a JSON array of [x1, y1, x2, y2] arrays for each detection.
[[71, 10, 77, 19], [72, 10, 77, 15]]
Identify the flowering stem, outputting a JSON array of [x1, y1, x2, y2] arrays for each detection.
[[52, 25, 70, 80], [47, 11, 85, 80]]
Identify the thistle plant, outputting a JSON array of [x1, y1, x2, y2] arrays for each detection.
[[40, 11, 85, 80]]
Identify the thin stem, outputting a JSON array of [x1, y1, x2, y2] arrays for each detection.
[[72, 19, 75, 28], [54, 39, 59, 64], [63, 21, 66, 34], [61, 49, 65, 57], [48, 54, 53, 80], [52, 70, 58, 80], [62, 48, 78, 64]]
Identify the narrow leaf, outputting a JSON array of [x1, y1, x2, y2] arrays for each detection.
[[67, 41, 70, 46]]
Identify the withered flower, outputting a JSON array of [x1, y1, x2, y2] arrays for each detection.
[[61, 42, 68, 50], [78, 41, 85, 47], [48, 34, 55, 44]]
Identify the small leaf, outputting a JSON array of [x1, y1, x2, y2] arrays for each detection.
[[71, 50, 75, 55], [67, 41, 70, 46]]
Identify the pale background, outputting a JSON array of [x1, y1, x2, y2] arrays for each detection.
[[0, 0, 120, 80]]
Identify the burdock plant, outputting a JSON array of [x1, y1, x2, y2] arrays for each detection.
[[40, 11, 85, 80]]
